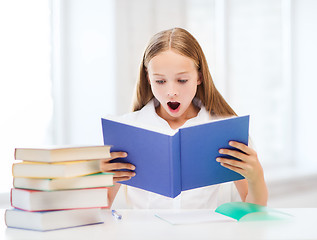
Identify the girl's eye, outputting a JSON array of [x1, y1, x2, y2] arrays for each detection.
[[178, 79, 188, 83], [156, 80, 165, 84]]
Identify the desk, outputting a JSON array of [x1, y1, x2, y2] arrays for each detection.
[[2, 208, 317, 240]]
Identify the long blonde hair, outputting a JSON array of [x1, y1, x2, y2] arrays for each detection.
[[132, 27, 236, 117]]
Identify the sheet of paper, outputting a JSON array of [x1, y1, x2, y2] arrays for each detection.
[[155, 210, 236, 225]]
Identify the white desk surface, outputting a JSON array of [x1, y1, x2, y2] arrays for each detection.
[[1, 208, 317, 240]]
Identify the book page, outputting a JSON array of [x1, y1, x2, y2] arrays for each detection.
[[155, 209, 236, 225], [103, 115, 177, 136]]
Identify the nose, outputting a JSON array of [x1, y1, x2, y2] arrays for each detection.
[[167, 83, 178, 97], [167, 92, 177, 97]]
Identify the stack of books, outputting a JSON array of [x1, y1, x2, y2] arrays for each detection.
[[5, 146, 114, 231]]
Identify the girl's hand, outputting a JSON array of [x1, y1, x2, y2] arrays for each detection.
[[216, 141, 264, 184], [100, 152, 136, 182]]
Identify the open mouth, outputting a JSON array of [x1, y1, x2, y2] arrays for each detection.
[[167, 101, 180, 111]]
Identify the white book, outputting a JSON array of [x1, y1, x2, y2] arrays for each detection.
[[5, 208, 104, 231], [11, 188, 108, 211], [14, 145, 111, 163], [13, 173, 113, 191]]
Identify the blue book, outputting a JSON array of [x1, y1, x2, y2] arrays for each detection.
[[101, 115, 249, 198]]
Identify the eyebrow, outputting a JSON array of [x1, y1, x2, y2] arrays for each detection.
[[152, 72, 190, 76], [177, 71, 190, 75]]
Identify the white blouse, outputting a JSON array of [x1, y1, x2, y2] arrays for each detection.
[[117, 98, 241, 209]]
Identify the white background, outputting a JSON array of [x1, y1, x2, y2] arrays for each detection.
[[0, 0, 317, 207]]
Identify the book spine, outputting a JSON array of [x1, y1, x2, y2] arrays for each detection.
[[170, 133, 181, 198], [10, 189, 13, 208], [12, 206, 109, 212], [14, 148, 17, 160], [4, 209, 9, 228]]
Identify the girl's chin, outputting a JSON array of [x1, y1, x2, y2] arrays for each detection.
[[168, 107, 181, 114], [167, 105, 181, 114], [156, 104, 183, 119]]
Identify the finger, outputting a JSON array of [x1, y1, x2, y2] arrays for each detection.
[[99, 152, 128, 164], [220, 162, 246, 177], [114, 176, 133, 182], [110, 162, 135, 171], [229, 141, 255, 155], [110, 151, 128, 159], [100, 152, 128, 164], [219, 148, 247, 161], [216, 157, 244, 169], [100, 162, 135, 172], [111, 171, 136, 178], [100, 158, 111, 166]]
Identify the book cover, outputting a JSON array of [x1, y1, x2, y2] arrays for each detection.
[[5, 208, 104, 231], [14, 145, 111, 163], [13, 173, 114, 191], [101, 115, 249, 198], [11, 187, 109, 211], [12, 160, 101, 179]]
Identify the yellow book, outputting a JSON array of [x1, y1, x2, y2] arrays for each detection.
[[12, 160, 101, 179]]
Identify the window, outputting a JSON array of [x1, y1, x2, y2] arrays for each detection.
[[114, 0, 317, 176], [0, 0, 52, 193], [2, 0, 316, 196], [226, 0, 289, 168]]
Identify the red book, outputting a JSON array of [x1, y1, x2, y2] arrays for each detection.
[[11, 188, 108, 211]]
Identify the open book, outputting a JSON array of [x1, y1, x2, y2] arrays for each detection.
[[101, 115, 249, 198]]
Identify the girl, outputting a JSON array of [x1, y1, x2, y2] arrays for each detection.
[[100, 28, 268, 208]]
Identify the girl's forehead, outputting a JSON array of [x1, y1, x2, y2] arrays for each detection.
[[148, 50, 197, 73]]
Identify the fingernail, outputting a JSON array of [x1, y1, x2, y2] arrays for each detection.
[[219, 149, 223, 153], [216, 158, 220, 162], [229, 141, 233, 146], [123, 153, 128, 157]]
